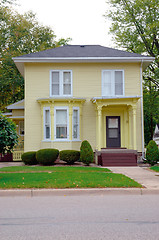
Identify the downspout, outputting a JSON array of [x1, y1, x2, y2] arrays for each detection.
[[140, 60, 145, 159]]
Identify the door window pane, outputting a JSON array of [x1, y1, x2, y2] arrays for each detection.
[[108, 118, 118, 128], [108, 129, 118, 138]]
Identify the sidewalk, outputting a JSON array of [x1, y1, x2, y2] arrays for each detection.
[[108, 166, 159, 190]]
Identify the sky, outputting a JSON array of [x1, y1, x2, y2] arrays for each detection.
[[15, 0, 114, 47]]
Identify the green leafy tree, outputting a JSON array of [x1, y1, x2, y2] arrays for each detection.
[[0, 6, 71, 111], [0, 112, 18, 154], [105, 0, 159, 144]]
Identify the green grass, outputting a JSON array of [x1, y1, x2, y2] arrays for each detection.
[[0, 166, 111, 173], [0, 166, 142, 189], [150, 166, 159, 172]]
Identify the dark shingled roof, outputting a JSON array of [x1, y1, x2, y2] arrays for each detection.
[[17, 45, 150, 58]]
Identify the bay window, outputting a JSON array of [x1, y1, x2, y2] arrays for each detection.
[[44, 108, 51, 140], [72, 108, 79, 140], [54, 107, 69, 140]]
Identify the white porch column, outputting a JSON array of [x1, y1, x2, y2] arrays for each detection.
[[132, 105, 137, 150], [128, 106, 133, 149], [97, 106, 102, 151]]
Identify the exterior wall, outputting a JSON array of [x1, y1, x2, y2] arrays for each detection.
[[24, 62, 142, 152], [12, 109, 24, 117]]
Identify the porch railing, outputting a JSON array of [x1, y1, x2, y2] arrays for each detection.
[[13, 151, 24, 161]]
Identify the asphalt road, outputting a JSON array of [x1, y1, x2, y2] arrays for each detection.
[[0, 194, 159, 240]]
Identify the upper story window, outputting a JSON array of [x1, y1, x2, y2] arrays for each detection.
[[102, 70, 124, 97], [50, 70, 72, 97]]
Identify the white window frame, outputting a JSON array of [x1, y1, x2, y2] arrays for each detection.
[[43, 107, 51, 141], [54, 106, 69, 141], [72, 107, 80, 140], [50, 70, 73, 97], [102, 69, 125, 97], [19, 121, 24, 136]]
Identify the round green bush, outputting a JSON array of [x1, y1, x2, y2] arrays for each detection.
[[146, 140, 159, 166], [80, 140, 94, 166], [60, 150, 80, 164], [36, 148, 59, 165], [21, 151, 37, 165]]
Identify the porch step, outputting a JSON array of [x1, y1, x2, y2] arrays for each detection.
[[97, 149, 137, 167]]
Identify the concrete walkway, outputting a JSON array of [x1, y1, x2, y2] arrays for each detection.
[[108, 166, 159, 190]]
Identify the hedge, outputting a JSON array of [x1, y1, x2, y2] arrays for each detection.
[[60, 150, 80, 164]]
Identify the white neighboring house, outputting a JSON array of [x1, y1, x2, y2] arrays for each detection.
[[153, 124, 159, 147]]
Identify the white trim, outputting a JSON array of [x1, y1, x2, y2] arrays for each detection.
[[72, 107, 80, 140], [13, 57, 155, 62], [140, 61, 145, 158], [54, 106, 69, 141], [92, 95, 141, 101], [7, 99, 24, 109], [102, 69, 125, 97], [43, 107, 51, 141], [50, 70, 72, 97]]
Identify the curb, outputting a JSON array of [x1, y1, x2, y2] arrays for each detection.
[[0, 188, 159, 197]]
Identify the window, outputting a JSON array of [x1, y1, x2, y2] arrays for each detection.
[[55, 107, 69, 140], [102, 70, 124, 96], [44, 108, 51, 140], [72, 108, 79, 140], [19, 121, 24, 135], [50, 70, 72, 97]]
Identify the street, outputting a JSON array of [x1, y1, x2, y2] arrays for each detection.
[[0, 194, 159, 240]]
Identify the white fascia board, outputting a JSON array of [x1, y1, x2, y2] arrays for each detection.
[[13, 56, 155, 63], [7, 99, 24, 110]]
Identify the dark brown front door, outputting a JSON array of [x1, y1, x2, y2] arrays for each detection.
[[106, 116, 121, 148]]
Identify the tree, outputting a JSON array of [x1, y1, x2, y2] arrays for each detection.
[[0, 112, 18, 154], [105, 0, 159, 144], [0, 6, 71, 111]]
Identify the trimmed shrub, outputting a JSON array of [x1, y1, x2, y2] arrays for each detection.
[[80, 140, 94, 166], [60, 150, 80, 164], [146, 140, 159, 166], [36, 148, 59, 165], [21, 151, 37, 165]]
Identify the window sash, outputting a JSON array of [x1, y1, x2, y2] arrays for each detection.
[[102, 70, 124, 96], [44, 108, 51, 140], [50, 70, 72, 96], [55, 108, 69, 140], [72, 108, 79, 140]]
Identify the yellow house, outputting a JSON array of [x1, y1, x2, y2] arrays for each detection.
[[13, 45, 154, 166]]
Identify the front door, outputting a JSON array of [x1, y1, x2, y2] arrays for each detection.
[[106, 116, 121, 148]]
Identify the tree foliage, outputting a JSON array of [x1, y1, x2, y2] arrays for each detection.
[[0, 5, 71, 111], [0, 112, 18, 154]]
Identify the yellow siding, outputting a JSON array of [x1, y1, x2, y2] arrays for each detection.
[[12, 109, 24, 117], [24, 62, 142, 152]]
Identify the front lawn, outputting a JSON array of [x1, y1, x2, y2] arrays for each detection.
[[150, 166, 159, 172], [0, 166, 142, 189]]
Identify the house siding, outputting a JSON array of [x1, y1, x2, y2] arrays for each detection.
[[24, 62, 142, 152]]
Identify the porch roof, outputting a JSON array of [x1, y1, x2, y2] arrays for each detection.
[[91, 95, 140, 107]]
